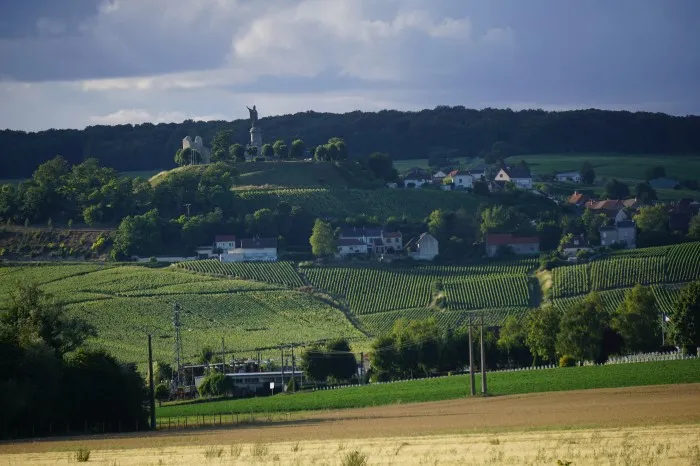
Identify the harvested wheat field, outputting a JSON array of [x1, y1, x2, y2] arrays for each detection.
[[1, 384, 700, 465]]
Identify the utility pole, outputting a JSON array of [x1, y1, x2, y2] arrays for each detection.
[[173, 303, 182, 387], [468, 314, 475, 396], [360, 352, 365, 383], [480, 314, 487, 395], [147, 334, 156, 431], [291, 345, 296, 393], [280, 347, 285, 390], [183, 203, 191, 218], [221, 337, 226, 373]]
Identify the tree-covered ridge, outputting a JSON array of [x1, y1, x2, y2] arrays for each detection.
[[3, 107, 699, 177]]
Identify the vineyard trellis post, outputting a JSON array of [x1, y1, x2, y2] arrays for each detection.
[[468, 314, 475, 396]]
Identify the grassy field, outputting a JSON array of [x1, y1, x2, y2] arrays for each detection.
[[506, 153, 700, 181], [157, 358, 700, 418]]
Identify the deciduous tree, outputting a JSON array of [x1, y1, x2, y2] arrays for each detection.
[[670, 281, 700, 353], [309, 219, 336, 257], [612, 285, 661, 353]]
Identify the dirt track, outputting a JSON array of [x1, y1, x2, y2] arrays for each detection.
[[2, 383, 699, 455]]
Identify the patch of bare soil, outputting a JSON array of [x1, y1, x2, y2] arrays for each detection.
[[1, 383, 699, 458]]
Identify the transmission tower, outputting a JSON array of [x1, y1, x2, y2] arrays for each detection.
[[173, 303, 182, 386]]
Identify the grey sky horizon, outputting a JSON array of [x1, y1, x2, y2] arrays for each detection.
[[1, 0, 699, 132]]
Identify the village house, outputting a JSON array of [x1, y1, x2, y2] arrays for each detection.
[[404, 233, 439, 260], [403, 168, 431, 188], [568, 191, 590, 207], [600, 221, 637, 249], [432, 170, 448, 185], [219, 237, 278, 262], [555, 171, 582, 183], [485, 234, 540, 257], [495, 167, 533, 189], [447, 170, 474, 189], [214, 235, 237, 251], [560, 234, 594, 257], [337, 227, 403, 256], [468, 165, 488, 180], [337, 238, 368, 257], [585, 199, 642, 223]]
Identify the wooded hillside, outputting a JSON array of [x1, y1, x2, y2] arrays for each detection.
[[3, 107, 700, 178]]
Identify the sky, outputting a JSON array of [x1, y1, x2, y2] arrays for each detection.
[[1, 0, 699, 132]]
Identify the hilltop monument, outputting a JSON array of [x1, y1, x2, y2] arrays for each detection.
[[247, 105, 263, 158], [181, 135, 211, 164]]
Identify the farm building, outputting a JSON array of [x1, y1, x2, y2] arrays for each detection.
[[600, 221, 637, 249], [555, 171, 582, 183], [495, 167, 533, 189], [214, 235, 236, 251], [405, 233, 439, 260], [485, 234, 540, 257], [219, 237, 278, 262], [195, 371, 304, 396]]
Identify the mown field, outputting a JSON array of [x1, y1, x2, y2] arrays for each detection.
[[0, 263, 364, 363], [506, 153, 700, 181], [157, 358, 700, 417]]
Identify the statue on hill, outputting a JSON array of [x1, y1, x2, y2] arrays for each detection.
[[247, 105, 259, 128]]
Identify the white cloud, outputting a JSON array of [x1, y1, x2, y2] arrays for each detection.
[[36, 18, 67, 36], [89, 109, 227, 125]]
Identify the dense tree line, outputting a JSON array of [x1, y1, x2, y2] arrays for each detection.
[[0, 283, 148, 439], [3, 107, 700, 178], [371, 281, 700, 381]]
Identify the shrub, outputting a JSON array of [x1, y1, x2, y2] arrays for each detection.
[[559, 355, 576, 367], [74, 448, 91, 462], [342, 450, 368, 466], [203, 447, 224, 459], [197, 372, 233, 397], [286, 377, 297, 392]]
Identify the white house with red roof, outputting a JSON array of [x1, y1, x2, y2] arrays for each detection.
[[485, 234, 540, 257]]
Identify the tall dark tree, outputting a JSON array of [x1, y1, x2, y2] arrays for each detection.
[[366, 152, 398, 182], [289, 139, 305, 159], [210, 129, 235, 162], [604, 179, 631, 199], [635, 182, 657, 203], [670, 281, 700, 353], [580, 161, 596, 184], [612, 285, 661, 353], [556, 293, 609, 362]]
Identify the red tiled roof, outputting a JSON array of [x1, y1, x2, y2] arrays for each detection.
[[486, 234, 539, 246], [215, 235, 236, 242], [448, 170, 459, 177], [568, 191, 588, 204], [383, 231, 402, 238]]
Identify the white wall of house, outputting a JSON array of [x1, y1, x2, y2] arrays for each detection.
[[381, 236, 403, 251], [337, 243, 368, 256], [453, 174, 473, 188], [215, 240, 236, 250], [411, 234, 439, 260], [220, 248, 277, 262], [495, 170, 532, 189], [555, 172, 582, 183], [404, 179, 429, 188], [562, 246, 592, 257]]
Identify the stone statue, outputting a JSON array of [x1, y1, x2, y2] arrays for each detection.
[[246, 105, 258, 128]]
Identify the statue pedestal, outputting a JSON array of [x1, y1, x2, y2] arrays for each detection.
[[250, 127, 263, 158]]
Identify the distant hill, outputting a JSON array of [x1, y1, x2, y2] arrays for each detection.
[[2, 107, 700, 178]]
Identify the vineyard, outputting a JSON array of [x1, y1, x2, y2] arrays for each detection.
[[552, 284, 684, 319], [176, 260, 304, 287], [304, 261, 536, 315], [359, 307, 531, 336], [551, 242, 700, 298], [235, 187, 482, 220], [0, 264, 363, 363]]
